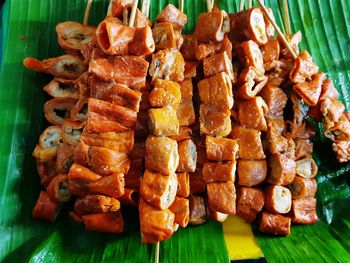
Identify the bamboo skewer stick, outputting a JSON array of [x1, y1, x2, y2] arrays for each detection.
[[206, 0, 212, 12], [248, 0, 252, 9], [83, 0, 93, 25], [129, 0, 139, 27], [155, 242, 160, 263], [283, 0, 291, 36], [179, 0, 184, 13], [239, 0, 245, 11], [141, 0, 150, 18], [211, 0, 215, 10], [256, 0, 297, 59]]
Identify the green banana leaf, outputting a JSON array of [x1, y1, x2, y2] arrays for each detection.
[[1, 0, 350, 262]]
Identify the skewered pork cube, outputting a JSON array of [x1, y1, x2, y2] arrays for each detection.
[[268, 153, 296, 185], [237, 160, 267, 187], [177, 99, 195, 126], [294, 138, 313, 160], [189, 195, 207, 225], [203, 51, 234, 81], [61, 121, 84, 145], [129, 26, 155, 55], [295, 158, 318, 179], [189, 169, 206, 194], [176, 172, 190, 198], [46, 174, 71, 202], [70, 97, 88, 122], [86, 98, 137, 133], [207, 182, 236, 214], [32, 191, 62, 222], [177, 139, 197, 173], [125, 158, 143, 189], [43, 97, 77, 125], [88, 146, 130, 176], [266, 59, 293, 86], [149, 49, 185, 82], [289, 176, 317, 199], [265, 185, 292, 214], [56, 21, 96, 52], [23, 54, 87, 79], [156, 4, 187, 30], [181, 34, 198, 61], [36, 160, 58, 187], [152, 22, 177, 50], [90, 80, 142, 112], [236, 40, 265, 76], [289, 50, 319, 84], [236, 187, 264, 223], [56, 143, 75, 173], [32, 126, 62, 162], [68, 164, 125, 198], [259, 211, 291, 236], [89, 56, 149, 89], [195, 8, 230, 43], [321, 98, 345, 128], [149, 79, 181, 109], [291, 198, 318, 224], [324, 116, 350, 142], [205, 136, 238, 161], [184, 61, 197, 79], [82, 211, 124, 233], [320, 79, 339, 101], [266, 118, 288, 154], [107, 0, 133, 18], [198, 72, 233, 110], [74, 194, 120, 215], [238, 96, 268, 131], [293, 72, 325, 107], [200, 105, 232, 137], [148, 107, 179, 136], [44, 78, 80, 99], [195, 35, 233, 61], [237, 67, 267, 99], [230, 125, 266, 160], [169, 126, 192, 142], [203, 161, 236, 183], [260, 84, 287, 117], [238, 187, 265, 212], [145, 136, 179, 175], [169, 197, 190, 228], [139, 198, 175, 243], [179, 78, 193, 99], [332, 140, 350, 163], [140, 169, 177, 210], [261, 40, 280, 70], [81, 130, 134, 153], [229, 8, 267, 45]]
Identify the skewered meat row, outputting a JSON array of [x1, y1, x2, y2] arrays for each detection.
[[139, 4, 188, 244]]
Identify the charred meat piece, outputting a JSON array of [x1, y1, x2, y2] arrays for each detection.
[[169, 197, 190, 228], [44, 78, 80, 99], [289, 50, 319, 84], [177, 139, 197, 173], [268, 153, 296, 185], [74, 194, 121, 215], [205, 136, 238, 161], [238, 96, 268, 131], [289, 176, 317, 199], [32, 191, 62, 223], [200, 104, 232, 137], [149, 79, 181, 109], [82, 211, 124, 233], [156, 4, 187, 30], [189, 195, 207, 225], [32, 126, 62, 162]]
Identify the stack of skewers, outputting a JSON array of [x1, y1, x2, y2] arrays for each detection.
[[23, 0, 350, 259]]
